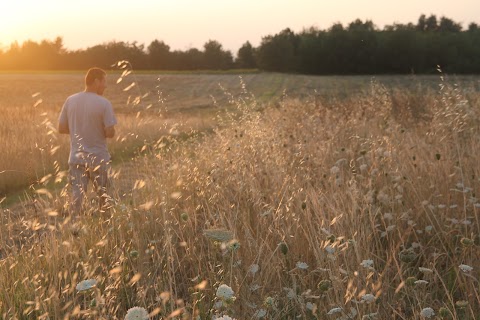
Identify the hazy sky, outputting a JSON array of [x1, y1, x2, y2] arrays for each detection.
[[1, 0, 479, 53]]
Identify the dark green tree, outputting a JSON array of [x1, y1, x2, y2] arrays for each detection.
[[235, 41, 256, 69], [147, 40, 171, 69]]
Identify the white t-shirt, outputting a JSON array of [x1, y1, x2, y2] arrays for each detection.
[[59, 92, 117, 166]]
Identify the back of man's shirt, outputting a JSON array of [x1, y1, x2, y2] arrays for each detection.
[[59, 92, 117, 166]]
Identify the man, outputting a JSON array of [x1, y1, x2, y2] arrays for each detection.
[[58, 67, 117, 215]]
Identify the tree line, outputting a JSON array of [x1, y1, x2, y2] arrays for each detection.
[[1, 14, 479, 74]]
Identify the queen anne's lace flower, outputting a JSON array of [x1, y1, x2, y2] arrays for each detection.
[[76, 279, 97, 292], [125, 307, 149, 320], [360, 259, 374, 268], [361, 293, 375, 303], [296, 261, 308, 269], [459, 264, 473, 273], [327, 307, 342, 315], [420, 307, 435, 318], [216, 284, 235, 300], [214, 315, 236, 320]]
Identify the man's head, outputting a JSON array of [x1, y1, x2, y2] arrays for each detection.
[[85, 67, 107, 95]]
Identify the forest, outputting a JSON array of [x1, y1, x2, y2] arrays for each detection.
[[1, 14, 479, 74]]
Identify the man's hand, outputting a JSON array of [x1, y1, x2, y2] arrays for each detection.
[[105, 125, 115, 138], [58, 122, 69, 134]]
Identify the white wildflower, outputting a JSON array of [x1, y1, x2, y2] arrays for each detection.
[[438, 204, 446, 209], [330, 166, 340, 174], [474, 203, 480, 208], [425, 225, 433, 232], [414, 280, 429, 285], [359, 164, 368, 172], [411, 242, 421, 249], [327, 307, 342, 315], [383, 212, 393, 220], [76, 279, 97, 292], [284, 287, 296, 299], [421, 200, 429, 206], [459, 264, 473, 273], [253, 309, 267, 318], [216, 284, 235, 300], [420, 307, 435, 318], [360, 259, 374, 269], [360, 293, 375, 303], [306, 302, 315, 311], [296, 261, 309, 270], [325, 245, 335, 254], [386, 225, 396, 232], [214, 300, 223, 309], [214, 315, 236, 320], [419, 267, 433, 274], [249, 264, 259, 275], [125, 307, 149, 320]]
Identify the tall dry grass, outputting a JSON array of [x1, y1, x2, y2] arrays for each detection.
[[0, 75, 479, 319]]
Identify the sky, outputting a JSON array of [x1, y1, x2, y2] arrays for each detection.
[[1, 0, 479, 53]]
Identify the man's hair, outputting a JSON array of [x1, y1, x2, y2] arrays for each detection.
[[85, 67, 107, 86]]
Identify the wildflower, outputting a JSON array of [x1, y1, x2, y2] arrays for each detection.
[[425, 225, 433, 232], [76, 279, 97, 292], [296, 261, 308, 270], [264, 296, 275, 308], [419, 267, 433, 274], [330, 166, 340, 174], [317, 279, 332, 292], [383, 213, 393, 220], [284, 287, 296, 299], [360, 293, 375, 303], [414, 280, 429, 285], [459, 264, 473, 273], [125, 307, 149, 320], [216, 284, 235, 300], [214, 301, 223, 309], [214, 315, 236, 320], [203, 229, 233, 242], [326, 307, 342, 315], [228, 239, 241, 251], [362, 313, 378, 320], [253, 309, 267, 318], [306, 302, 315, 311], [360, 259, 374, 269], [455, 300, 468, 308], [249, 264, 259, 275], [325, 245, 335, 254], [399, 248, 417, 263], [359, 164, 368, 172], [460, 238, 474, 246], [420, 307, 435, 318]]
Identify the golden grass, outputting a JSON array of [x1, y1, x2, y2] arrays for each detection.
[[0, 72, 479, 319]]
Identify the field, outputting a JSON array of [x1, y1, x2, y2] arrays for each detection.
[[0, 71, 479, 319]]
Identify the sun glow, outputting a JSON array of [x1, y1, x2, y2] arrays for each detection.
[[0, 2, 37, 48]]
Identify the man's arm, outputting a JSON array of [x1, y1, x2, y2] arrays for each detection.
[[58, 122, 69, 134], [105, 125, 115, 138]]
